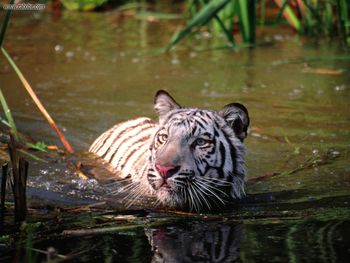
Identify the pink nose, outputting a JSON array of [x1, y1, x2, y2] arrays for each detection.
[[155, 164, 180, 178]]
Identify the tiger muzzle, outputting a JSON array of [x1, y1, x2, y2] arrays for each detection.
[[155, 164, 181, 179]]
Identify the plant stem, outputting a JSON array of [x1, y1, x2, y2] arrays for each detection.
[[1, 47, 74, 154], [0, 0, 15, 46], [0, 88, 19, 140]]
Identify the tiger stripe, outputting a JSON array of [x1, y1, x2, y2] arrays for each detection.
[[89, 90, 249, 211], [89, 117, 158, 179]]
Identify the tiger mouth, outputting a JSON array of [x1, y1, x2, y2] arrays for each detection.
[[159, 183, 172, 191], [156, 179, 176, 191]]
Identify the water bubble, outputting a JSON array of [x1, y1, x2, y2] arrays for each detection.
[[334, 84, 346, 91], [54, 45, 63, 52], [171, 58, 180, 65], [330, 150, 340, 157], [189, 52, 197, 58], [67, 190, 76, 196], [65, 51, 74, 58], [44, 181, 51, 191], [312, 149, 319, 155], [132, 57, 140, 63], [273, 34, 284, 41], [288, 88, 302, 97], [40, 169, 49, 175], [317, 89, 324, 95]]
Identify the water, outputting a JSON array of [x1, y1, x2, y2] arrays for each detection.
[[0, 6, 349, 262]]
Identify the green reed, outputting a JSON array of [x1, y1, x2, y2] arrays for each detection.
[[0, 0, 18, 139], [0, 89, 19, 140], [0, 0, 74, 153], [166, 0, 350, 50]]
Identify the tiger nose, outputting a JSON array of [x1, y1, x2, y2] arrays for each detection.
[[155, 164, 180, 178]]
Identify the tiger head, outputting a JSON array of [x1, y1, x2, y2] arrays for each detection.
[[146, 90, 249, 211]]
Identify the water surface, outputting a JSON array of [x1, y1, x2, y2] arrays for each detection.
[[0, 6, 349, 262]]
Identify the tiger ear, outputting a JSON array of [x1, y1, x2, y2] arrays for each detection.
[[219, 103, 250, 141], [154, 90, 181, 120]]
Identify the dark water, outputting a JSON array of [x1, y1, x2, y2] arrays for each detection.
[[0, 4, 350, 262]]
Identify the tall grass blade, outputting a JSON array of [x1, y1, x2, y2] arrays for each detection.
[[238, 0, 250, 42], [0, 0, 15, 46], [237, 0, 255, 43], [166, 0, 230, 51], [0, 89, 19, 140], [260, 0, 266, 26], [339, 0, 350, 44], [324, 2, 333, 35], [274, 0, 303, 33], [1, 47, 74, 154], [213, 13, 235, 45]]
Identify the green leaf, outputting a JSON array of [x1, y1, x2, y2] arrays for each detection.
[[26, 141, 48, 152], [0, 89, 19, 140], [166, 0, 231, 51]]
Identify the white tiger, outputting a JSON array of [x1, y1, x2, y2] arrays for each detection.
[[89, 90, 249, 212]]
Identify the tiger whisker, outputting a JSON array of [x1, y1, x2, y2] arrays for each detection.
[[153, 196, 163, 207], [187, 185, 196, 212], [192, 182, 211, 210], [121, 181, 142, 192], [105, 177, 132, 187], [122, 182, 149, 207], [124, 189, 147, 207], [107, 181, 139, 196], [201, 177, 233, 187], [196, 178, 229, 198], [189, 184, 203, 212], [194, 180, 226, 206]]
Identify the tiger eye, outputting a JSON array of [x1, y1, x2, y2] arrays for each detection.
[[194, 138, 211, 147]]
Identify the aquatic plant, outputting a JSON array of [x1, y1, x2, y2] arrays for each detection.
[[0, 89, 19, 141], [167, 0, 350, 50], [0, 1, 74, 154]]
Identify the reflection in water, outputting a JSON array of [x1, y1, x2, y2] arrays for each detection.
[[2, 218, 349, 262], [146, 223, 243, 263]]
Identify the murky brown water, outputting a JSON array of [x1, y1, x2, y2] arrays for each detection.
[[0, 5, 349, 262]]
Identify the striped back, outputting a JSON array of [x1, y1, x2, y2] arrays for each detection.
[[89, 117, 158, 180]]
